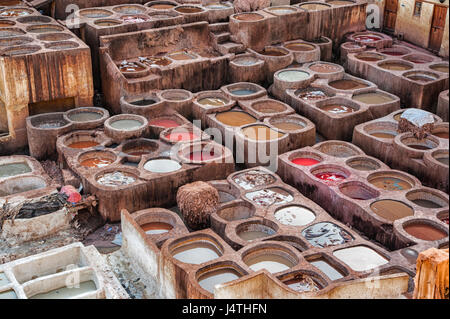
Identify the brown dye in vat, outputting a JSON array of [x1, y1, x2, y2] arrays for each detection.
[[379, 63, 412, 71], [175, 6, 203, 14], [329, 79, 368, 90], [216, 111, 257, 127], [430, 65, 449, 73], [369, 176, 412, 191], [272, 122, 304, 131], [299, 3, 330, 10], [433, 132, 449, 139], [370, 200, 414, 222], [309, 63, 340, 73], [141, 222, 173, 235], [321, 104, 354, 114], [168, 51, 195, 60], [406, 144, 433, 150], [80, 158, 113, 168], [150, 4, 175, 9], [284, 43, 315, 52], [436, 157, 449, 166], [259, 48, 288, 56], [241, 125, 284, 140], [352, 92, 394, 104], [68, 141, 100, 149], [406, 75, 435, 83], [370, 132, 397, 139], [234, 13, 264, 21], [404, 223, 447, 241], [238, 230, 273, 241], [357, 55, 384, 62], [198, 97, 227, 107]]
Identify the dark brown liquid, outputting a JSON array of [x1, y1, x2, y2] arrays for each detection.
[[370, 132, 397, 139], [175, 7, 203, 14], [412, 199, 442, 209], [407, 144, 432, 150], [433, 132, 449, 139], [329, 79, 368, 90], [404, 224, 447, 241], [234, 13, 264, 21]]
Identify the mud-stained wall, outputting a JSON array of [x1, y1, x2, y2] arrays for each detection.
[[370, 0, 449, 57]]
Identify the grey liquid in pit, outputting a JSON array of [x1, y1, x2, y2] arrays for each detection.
[[230, 89, 257, 96], [245, 188, 293, 207], [310, 259, 344, 281], [0, 290, 17, 299], [198, 269, 241, 293], [110, 119, 142, 130], [172, 241, 221, 264], [68, 112, 103, 122], [411, 199, 443, 209], [238, 229, 274, 241], [0, 162, 31, 178], [302, 222, 353, 248], [245, 254, 295, 273], [0, 272, 10, 288], [30, 281, 97, 299]]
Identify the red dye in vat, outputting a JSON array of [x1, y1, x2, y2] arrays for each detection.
[[149, 118, 180, 128], [165, 132, 198, 142], [291, 158, 320, 166], [354, 35, 381, 42], [189, 150, 220, 161], [314, 172, 346, 183]]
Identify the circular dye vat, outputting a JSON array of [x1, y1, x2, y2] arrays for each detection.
[[356, 53, 385, 62], [129, 99, 157, 106], [379, 48, 410, 56], [291, 157, 320, 166], [378, 61, 413, 71], [295, 88, 329, 101], [110, 119, 143, 131], [229, 88, 257, 96], [232, 170, 276, 190], [232, 56, 260, 66], [433, 131, 449, 139], [346, 158, 380, 171], [172, 240, 221, 264], [321, 104, 355, 115], [141, 222, 173, 235], [314, 172, 346, 183], [120, 15, 151, 23], [96, 171, 136, 187], [68, 141, 99, 149], [252, 100, 287, 114], [339, 183, 378, 200], [329, 79, 369, 90], [268, 7, 297, 14], [198, 268, 241, 294], [144, 159, 181, 173], [68, 111, 102, 122], [26, 24, 64, 33], [234, 13, 264, 21], [284, 42, 315, 51], [175, 6, 203, 14], [0, 8, 31, 17], [80, 157, 113, 168], [333, 246, 388, 272], [309, 259, 344, 280], [368, 176, 412, 191], [352, 92, 395, 104], [370, 131, 397, 139], [0, 28, 25, 38], [215, 111, 257, 127], [237, 224, 276, 242], [94, 19, 122, 26], [271, 121, 305, 131], [241, 125, 284, 141], [275, 206, 316, 226], [245, 188, 293, 207], [429, 64, 449, 73], [411, 198, 443, 209], [353, 34, 382, 42], [403, 55, 433, 64], [197, 97, 227, 107], [309, 63, 341, 73], [404, 223, 447, 241], [370, 200, 414, 222], [283, 275, 321, 293], [164, 131, 199, 142], [140, 56, 172, 67], [79, 9, 112, 18], [0, 36, 33, 46], [35, 120, 67, 129], [189, 149, 221, 161], [405, 72, 438, 83], [302, 222, 353, 248], [149, 4, 176, 10], [148, 118, 180, 128], [277, 70, 310, 82], [167, 50, 196, 60], [299, 3, 330, 10], [244, 253, 296, 273]]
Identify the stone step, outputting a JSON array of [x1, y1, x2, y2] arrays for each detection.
[[217, 41, 246, 55], [209, 22, 229, 33], [214, 32, 231, 44]]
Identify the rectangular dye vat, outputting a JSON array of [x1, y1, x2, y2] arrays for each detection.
[[99, 21, 233, 114], [345, 41, 449, 110], [56, 123, 235, 221], [353, 108, 449, 193], [120, 166, 415, 299], [228, 0, 367, 51], [65, 2, 234, 87], [0, 242, 128, 299], [0, 7, 93, 155], [270, 62, 400, 141], [277, 140, 449, 253]]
